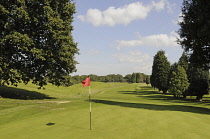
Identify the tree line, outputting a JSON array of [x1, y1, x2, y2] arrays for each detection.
[[150, 50, 209, 101], [70, 73, 150, 85], [150, 0, 210, 101], [0, 0, 210, 92]]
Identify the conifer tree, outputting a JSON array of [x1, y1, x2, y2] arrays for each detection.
[[169, 65, 189, 98], [146, 75, 150, 86], [187, 66, 209, 101], [151, 50, 170, 93], [136, 73, 141, 83], [178, 52, 189, 71]]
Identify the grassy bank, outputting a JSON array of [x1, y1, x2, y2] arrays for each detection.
[[0, 82, 210, 138]]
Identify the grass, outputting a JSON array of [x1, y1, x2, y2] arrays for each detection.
[[0, 82, 210, 139]]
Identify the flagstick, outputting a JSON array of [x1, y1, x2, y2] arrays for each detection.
[[89, 86, 92, 130]]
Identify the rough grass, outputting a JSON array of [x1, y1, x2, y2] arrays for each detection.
[[0, 82, 210, 139]]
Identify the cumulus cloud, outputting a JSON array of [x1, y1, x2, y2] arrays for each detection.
[[152, 0, 166, 11], [114, 51, 151, 63], [115, 32, 179, 49], [153, 0, 174, 13], [86, 49, 99, 55], [78, 0, 170, 26], [113, 51, 153, 74]]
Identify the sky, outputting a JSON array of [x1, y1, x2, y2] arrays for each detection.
[[71, 0, 184, 76]]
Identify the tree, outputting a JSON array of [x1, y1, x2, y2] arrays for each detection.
[[169, 65, 189, 98], [136, 73, 141, 83], [124, 74, 132, 83], [178, 0, 210, 68], [151, 62, 157, 89], [150, 74, 155, 89], [0, 0, 78, 87], [98, 76, 106, 82], [178, 52, 189, 71], [131, 73, 136, 83], [146, 75, 150, 86], [117, 74, 125, 82], [187, 66, 209, 101], [139, 73, 144, 83], [88, 74, 98, 81], [151, 50, 170, 93]]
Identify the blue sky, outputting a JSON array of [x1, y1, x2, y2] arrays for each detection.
[[72, 0, 183, 76]]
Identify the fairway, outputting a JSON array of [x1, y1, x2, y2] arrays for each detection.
[[0, 82, 210, 139]]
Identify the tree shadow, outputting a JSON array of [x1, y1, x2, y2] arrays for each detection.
[[119, 87, 210, 103], [119, 89, 173, 101], [0, 86, 55, 100], [92, 99, 210, 115]]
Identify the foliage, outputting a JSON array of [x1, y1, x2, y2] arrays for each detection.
[[178, 52, 189, 71], [187, 66, 209, 101], [178, 0, 210, 68], [131, 73, 136, 83], [136, 73, 140, 83], [146, 75, 150, 85], [0, 0, 78, 87], [68, 73, 149, 85], [169, 65, 189, 98], [124, 74, 132, 82], [151, 50, 170, 93]]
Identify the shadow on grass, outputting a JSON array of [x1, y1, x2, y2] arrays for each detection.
[[46, 122, 56, 126], [92, 99, 210, 115], [119, 86, 210, 103], [0, 86, 55, 100]]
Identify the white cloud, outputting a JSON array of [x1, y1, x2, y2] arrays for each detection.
[[113, 50, 153, 74], [155, 0, 174, 13], [114, 51, 151, 63], [78, 0, 170, 26], [115, 32, 179, 49], [133, 63, 153, 74], [86, 49, 99, 55], [152, 0, 166, 11]]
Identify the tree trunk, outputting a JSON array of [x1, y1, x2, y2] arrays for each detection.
[[196, 95, 203, 101], [163, 90, 167, 94]]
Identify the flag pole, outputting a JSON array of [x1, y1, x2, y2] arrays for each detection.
[[81, 77, 91, 130], [89, 86, 92, 130]]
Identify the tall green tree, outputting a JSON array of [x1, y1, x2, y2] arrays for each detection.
[[139, 73, 144, 83], [169, 64, 189, 98], [0, 0, 78, 87], [146, 75, 150, 86], [178, 0, 210, 68], [177, 53, 189, 97], [187, 66, 209, 101], [131, 73, 136, 83], [136, 73, 141, 83], [150, 74, 155, 89], [151, 50, 170, 93], [178, 52, 189, 71], [151, 60, 157, 89]]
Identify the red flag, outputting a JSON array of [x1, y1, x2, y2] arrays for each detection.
[[82, 77, 90, 87]]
